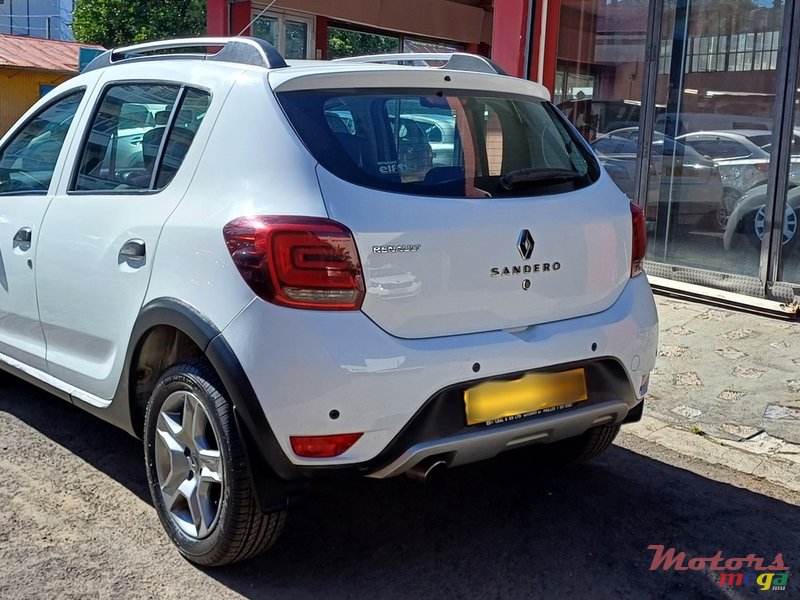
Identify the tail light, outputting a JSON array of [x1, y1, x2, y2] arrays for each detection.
[[755, 162, 770, 173], [630, 202, 647, 277], [223, 216, 365, 310]]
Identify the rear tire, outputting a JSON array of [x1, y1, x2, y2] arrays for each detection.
[[547, 424, 621, 465], [143, 359, 286, 566]]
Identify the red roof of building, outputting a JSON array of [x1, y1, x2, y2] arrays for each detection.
[[0, 34, 104, 73]]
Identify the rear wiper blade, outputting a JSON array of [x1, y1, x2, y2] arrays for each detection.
[[499, 168, 580, 191]]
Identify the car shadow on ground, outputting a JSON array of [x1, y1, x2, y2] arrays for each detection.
[[0, 375, 150, 504], [2, 375, 798, 599], [210, 448, 799, 600]]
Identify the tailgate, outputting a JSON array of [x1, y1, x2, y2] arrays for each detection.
[[318, 168, 632, 338]]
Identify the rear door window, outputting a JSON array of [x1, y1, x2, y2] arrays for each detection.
[[279, 89, 599, 198], [72, 84, 210, 192], [683, 137, 751, 159]]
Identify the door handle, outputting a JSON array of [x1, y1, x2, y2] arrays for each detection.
[[13, 227, 32, 250], [119, 239, 146, 266]]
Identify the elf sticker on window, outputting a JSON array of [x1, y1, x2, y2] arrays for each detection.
[[377, 160, 408, 174]]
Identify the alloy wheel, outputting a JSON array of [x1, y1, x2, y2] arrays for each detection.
[[154, 390, 224, 539], [754, 204, 798, 246]]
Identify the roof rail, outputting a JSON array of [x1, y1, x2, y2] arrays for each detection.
[[333, 52, 509, 76], [82, 37, 288, 73]]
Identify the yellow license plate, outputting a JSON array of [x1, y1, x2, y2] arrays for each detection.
[[464, 368, 588, 426]]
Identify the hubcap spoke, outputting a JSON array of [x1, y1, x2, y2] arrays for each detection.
[[190, 398, 209, 447], [155, 416, 190, 495], [198, 448, 222, 484], [181, 393, 199, 450], [755, 205, 797, 245], [784, 208, 797, 241], [160, 483, 180, 513], [179, 477, 215, 538], [755, 207, 766, 239]]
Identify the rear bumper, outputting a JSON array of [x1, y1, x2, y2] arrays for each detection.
[[369, 399, 631, 478], [221, 274, 658, 475]]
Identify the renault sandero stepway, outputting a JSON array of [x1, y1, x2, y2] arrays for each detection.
[[0, 38, 658, 566]]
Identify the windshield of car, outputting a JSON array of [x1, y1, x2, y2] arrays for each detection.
[[277, 89, 599, 197]]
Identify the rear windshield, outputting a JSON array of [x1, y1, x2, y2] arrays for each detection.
[[277, 89, 599, 198]]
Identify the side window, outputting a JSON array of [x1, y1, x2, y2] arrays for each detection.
[[715, 139, 751, 159], [425, 124, 443, 143], [0, 91, 84, 196], [72, 84, 210, 192], [686, 138, 749, 159], [157, 88, 211, 189]]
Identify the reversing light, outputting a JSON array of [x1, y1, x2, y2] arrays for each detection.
[[290, 433, 364, 458]]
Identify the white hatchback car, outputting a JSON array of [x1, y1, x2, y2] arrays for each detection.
[[0, 38, 658, 566]]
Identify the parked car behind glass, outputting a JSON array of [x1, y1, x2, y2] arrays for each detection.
[[591, 128, 724, 228], [722, 183, 800, 251]]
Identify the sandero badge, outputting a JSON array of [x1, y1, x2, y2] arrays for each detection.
[[518, 229, 535, 260], [490, 229, 561, 278]]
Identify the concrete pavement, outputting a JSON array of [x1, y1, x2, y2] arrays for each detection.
[[622, 292, 800, 492]]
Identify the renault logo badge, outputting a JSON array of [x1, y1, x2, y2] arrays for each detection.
[[517, 229, 534, 260]]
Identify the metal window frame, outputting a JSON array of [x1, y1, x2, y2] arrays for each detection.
[[764, 0, 800, 299], [250, 8, 316, 60]]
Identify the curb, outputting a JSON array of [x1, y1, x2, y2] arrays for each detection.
[[617, 416, 800, 493]]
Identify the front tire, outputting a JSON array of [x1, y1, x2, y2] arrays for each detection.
[[749, 203, 798, 251], [143, 360, 286, 566]]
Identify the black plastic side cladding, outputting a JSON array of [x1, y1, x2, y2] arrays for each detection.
[[124, 298, 297, 510]]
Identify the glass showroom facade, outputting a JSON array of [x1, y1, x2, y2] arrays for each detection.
[[550, 0, 800, 307]]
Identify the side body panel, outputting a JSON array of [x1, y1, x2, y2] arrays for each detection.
[[0, 79, 99, 371], [35, 63, 237, 401]]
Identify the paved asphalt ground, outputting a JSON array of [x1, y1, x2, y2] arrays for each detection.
[[1, 366, 799, 599]]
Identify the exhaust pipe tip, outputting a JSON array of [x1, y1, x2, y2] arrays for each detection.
[[406, 458, 448, 483]]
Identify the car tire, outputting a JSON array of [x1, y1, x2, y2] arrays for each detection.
[[545, 424, 621, 465], [717, 190, 739, 230], [748, 203, 798, 251], [144, 359, 286, 566]]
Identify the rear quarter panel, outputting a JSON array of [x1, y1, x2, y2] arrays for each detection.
[[144, 69, 328, 329]]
